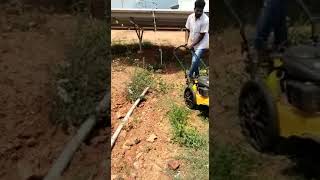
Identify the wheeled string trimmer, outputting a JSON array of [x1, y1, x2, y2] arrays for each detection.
[[173, 44, 209, 109], [224, 0, 320, 152]]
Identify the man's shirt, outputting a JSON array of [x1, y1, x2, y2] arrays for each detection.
[[185, 13, 209, 50]]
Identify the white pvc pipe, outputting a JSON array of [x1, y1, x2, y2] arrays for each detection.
[[111, 87, 150, 148]]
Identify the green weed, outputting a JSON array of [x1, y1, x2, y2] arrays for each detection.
[[211, 142, 259, 180], [178, 144, 209, 180], [167, 104, 205, 149], [127, 69, 155, 102]]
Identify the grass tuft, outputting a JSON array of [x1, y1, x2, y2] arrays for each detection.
[[167, 104, 205, 149], [211, 142, 259, 180], [126, 69, 154, 102]]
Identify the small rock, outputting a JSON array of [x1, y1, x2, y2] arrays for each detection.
[[122, 144, 131, 150], [133, 161, 139, 169], [125, 137, 140, 146], [125, 140, 134, 146], [116, 112, 125, 119], [134, 138, 141, 144], [146, 134, 157, 142], [138, 102, 145, 108], [167, 160, 180, 170], [26, 138, 37, 147]]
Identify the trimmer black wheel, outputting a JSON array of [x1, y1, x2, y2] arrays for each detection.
[[239, 80, 279, 152], [184, 87, 197, 109]]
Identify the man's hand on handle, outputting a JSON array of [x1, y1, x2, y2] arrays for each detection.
[[185, 43, 194, 51]]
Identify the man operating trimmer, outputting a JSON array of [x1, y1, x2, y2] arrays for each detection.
[[185, 0, 209, 82]]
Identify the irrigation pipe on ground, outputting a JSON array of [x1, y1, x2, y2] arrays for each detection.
[[111, 87, 150, 149], [44, 92, 110, 180]]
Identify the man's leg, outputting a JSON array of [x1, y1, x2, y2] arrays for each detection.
[[273, 0, 288, 50], [254, 0, 274, 51], [254, 0, 283, 64], [194, 49, 206, 77], [189, 49, 203, 78]]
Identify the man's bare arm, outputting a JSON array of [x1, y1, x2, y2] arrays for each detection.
[[185, 29, 190, 45], [189, 33, 205, 48]]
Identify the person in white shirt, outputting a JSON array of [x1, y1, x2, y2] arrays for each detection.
[[185, 0, 209, 80]]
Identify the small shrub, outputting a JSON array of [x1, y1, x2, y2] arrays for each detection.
[[154, 77, 170, 94], [127, 69, 154, 102]]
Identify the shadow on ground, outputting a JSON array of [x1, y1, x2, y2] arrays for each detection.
[[271, 137, 320, 179], [111, 44, 209, 75], [197, 105, 209, 120]]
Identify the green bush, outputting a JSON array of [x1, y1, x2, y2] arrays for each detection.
[[127, 69, 154, 102]]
